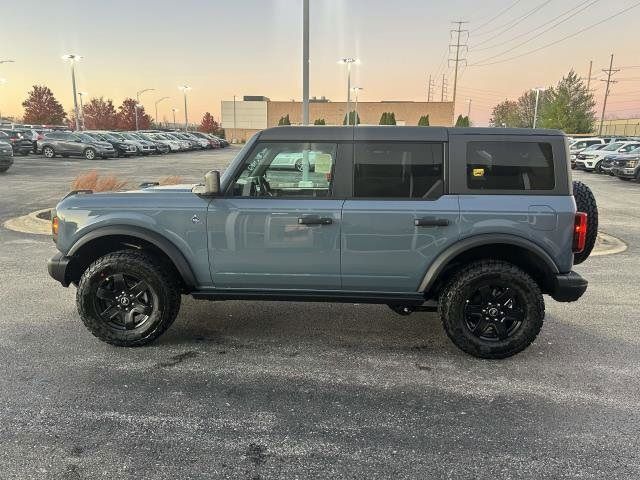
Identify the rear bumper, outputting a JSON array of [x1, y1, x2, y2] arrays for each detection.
[[551, 271, 587, 302], [47, 252, 71, 287]]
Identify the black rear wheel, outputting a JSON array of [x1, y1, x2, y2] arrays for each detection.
[[439, 260, 544, 359], [76, 250, 181, 347]]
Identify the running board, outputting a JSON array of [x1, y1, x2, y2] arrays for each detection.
[[191, 288, 426, 305]]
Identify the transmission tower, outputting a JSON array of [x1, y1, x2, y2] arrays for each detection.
[[441, 74, 448, 102], [449, 21, 468, 113], [599, 54, 619, 135]]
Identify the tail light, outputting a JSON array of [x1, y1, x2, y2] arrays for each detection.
[[51, 215, 59, 241], [573, 212, 588, 253]]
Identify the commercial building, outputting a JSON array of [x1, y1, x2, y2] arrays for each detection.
[[221, 96, 455, 141], [598, 118, 640, 136]]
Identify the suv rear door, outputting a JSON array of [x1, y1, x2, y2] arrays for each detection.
[[208, 140, 349, 290], [341, 129, 460, 292]]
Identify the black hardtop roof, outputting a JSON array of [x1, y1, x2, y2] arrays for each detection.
[[257, 126, 565, 142]]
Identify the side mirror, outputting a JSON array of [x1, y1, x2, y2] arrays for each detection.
[[193, 170, 221, 196]]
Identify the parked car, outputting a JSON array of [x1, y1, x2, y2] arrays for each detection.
[[569, 137, 605, 161], [117, 132, 157, 155], [146, 133, 182, 152], [84, 131, 137, 157], [210, 135, 229, 147], [599, 146, 640, 175], [570, 144, 605, 169], [0, 138, 14, 172], [173, 132, 202, 150], [164, 133, 192, 151], [134, 132, 171, 154], [575, 141, 640, 172], [186, 131, 220, 149], [0, 129, 34, 155], [38, 131, 116, 159], [47, 126, 597, 359], [610, 155, 640, 181]]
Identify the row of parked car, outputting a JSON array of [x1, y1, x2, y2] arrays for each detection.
[[0, 126, 230, 164], [569, 136, 640, 182]]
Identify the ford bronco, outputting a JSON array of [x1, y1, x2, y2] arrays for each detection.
[[47, 126, 597, 359]]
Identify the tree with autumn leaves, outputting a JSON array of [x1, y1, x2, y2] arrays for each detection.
[[83, 97, 119, 130], [22, 85, 67, 125], [198, 112, 220, 134], [116, 98, 152, 130]]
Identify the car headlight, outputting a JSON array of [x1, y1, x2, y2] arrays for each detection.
[[627, 160, 638, 168]]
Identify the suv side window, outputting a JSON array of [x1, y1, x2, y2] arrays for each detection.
[[229, 142, 337, 198], [353, 142, 444, 199], [466, 141, 555, 191]]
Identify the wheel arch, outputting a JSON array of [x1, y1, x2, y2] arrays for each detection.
[[420, 235, 559, 298], [66, 226, 197, 291]]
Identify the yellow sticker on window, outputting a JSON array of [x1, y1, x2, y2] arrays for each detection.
[[472, 168, 485, 177]]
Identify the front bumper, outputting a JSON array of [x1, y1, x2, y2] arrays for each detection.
[[47, 252, 71, 287], [550, 271, 588, 302], [611, 167, 638, 178], [0, 154, 14, 168]]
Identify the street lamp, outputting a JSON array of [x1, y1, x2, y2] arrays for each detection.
[[61, 54, 82, 131], [135, 88, 155, 131], [78, 92, 87, 130], [466, 98, 472, 119], [339, 57, 359, 125], [352, 87, 363, 126], [171, 108, 179, 128], [0, 60, 14, 65], [0, 78, 6, 122], [178, 85, 191, 131], [532, 87, 545, 129], [154, 96, 170, 126]]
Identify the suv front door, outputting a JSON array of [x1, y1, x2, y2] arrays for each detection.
[[341, 140, 460, 292], [207, 141, 346, 290]]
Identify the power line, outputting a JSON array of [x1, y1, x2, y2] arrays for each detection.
[[471, 0, 525, 33], [471, 0, 554, 49], [472, 0, 596, 52], [469, 1, 640, 67]]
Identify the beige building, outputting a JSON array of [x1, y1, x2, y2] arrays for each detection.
[[598, 118, 640, 136], [221, 96, 455, 141]]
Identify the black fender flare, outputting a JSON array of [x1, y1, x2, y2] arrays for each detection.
[[67, 225, 197, 288], [418, 234, 559, 292]]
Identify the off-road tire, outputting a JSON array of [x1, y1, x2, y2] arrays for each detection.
[[76, 250, 181, 347], [572, 180, 598, 265], [439, 260, 545, 359]]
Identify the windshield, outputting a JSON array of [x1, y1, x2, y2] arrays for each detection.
[[109, 132, 125, 140], [603, 142, 623, 151], [100, 132, 118, 141], [77, 134, 95, 142]]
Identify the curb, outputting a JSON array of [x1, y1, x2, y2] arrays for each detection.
[[3, 208, 52, 236], [591, 232, 628, 256]]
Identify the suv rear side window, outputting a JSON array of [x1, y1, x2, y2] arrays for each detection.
[[353, 142, 444, 199], [466, 141, 555, 191]]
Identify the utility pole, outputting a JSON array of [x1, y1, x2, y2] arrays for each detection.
[[599, 54, 619, 136], [427, 74, 432, 102], [441, 75, 448, 102], [586, 60, 593, 91], [449, 21, 468, 117], [466, 98, 472, 118], [302, 0, 310, 125]]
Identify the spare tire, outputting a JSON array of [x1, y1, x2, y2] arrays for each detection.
[[572, 180, 598, 265]]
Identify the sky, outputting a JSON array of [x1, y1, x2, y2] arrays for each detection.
[[1, 0, 640, 126]]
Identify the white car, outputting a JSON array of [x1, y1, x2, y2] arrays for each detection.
[[150, 133, 182, 152], [569, 138, 606, 160], [575, 141, 640, 172]]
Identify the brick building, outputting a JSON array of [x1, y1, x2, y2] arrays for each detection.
[[221, 96, 455, 141]]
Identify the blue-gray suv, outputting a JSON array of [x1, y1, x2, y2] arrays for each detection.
[[47, 127, 597, 359]]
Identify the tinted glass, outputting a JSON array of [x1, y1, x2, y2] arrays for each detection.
[[230, 142, 337, 198], [353, 142, 444, 199], [467, 141, 555, 191]]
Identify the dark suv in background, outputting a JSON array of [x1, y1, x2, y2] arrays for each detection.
[[38, 132, 115, 160], [0, 129, 33, 155]]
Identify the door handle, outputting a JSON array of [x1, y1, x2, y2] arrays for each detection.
[[298, 215, 333, 225], [415, 217, 449, 227]]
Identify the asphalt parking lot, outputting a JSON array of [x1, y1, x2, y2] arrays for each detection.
[[1, 151, 639, 479]]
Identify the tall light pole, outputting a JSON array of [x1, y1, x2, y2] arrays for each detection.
[[339, 57, 358, 126], [171, 108, 179, 128], [0, 78, 6, 121], [135, 88, 155, 131], [154, 96, 170, 126], [178, 85, 191, 131], [302, 0, 310, 125], [532, 87, 545, 129], [62, 54, 82, 131], [77, 92, 87, 130], [352, 87, 363, 126], [233, 95, 237, 143]]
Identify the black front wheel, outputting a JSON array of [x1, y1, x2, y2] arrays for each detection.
[[439, 260, 544, 359], [76, 250, 181, 347]]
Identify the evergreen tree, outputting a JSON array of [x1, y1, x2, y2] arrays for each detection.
[[418, 115, 430, 126], [455, 114, 465, 127], [313, 118, 326, 125], [342, 111, 361, 125], [540, 70, 595, 133], [278, 114, 291, 126]]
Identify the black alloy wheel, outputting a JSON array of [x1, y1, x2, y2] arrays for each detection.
[[463, 284, 524, 341], [94, 273, 157, 331]]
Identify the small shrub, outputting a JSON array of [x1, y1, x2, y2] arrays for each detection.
[[159, 175, 183, 185], [71, 170, 129, 192]]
